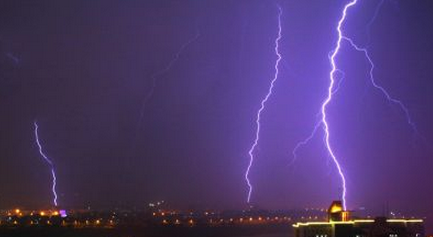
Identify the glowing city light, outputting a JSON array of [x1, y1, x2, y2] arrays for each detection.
[[59, 210, 67, 218]]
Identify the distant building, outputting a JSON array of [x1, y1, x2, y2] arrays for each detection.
[[293, 201, 424, 237]]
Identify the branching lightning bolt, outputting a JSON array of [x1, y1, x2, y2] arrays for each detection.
[[291, 0, 418, 210], [245, 5, 282, 203], [34, 121, 58, 207], [291, 0, 359, 210], [342, 36, 418, 134], [136, 31, 200, 130], [346, 0, 417, 135], [292, 0, 417, 169], [319, 0, 360, 211], [290, 119, 322, 167]]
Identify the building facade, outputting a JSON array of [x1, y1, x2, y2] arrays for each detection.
[[293, 201, 424, 237]]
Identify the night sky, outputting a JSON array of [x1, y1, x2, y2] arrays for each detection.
[[0, 0, 432, 223]]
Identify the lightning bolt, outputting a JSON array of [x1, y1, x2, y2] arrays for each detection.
[[245, 5, 282, 203], [342, 36, 418, 134], [291, 0, 418, 210], [290, 119, 322, 167], [34, 121, 58, 207], [136, 31, 200, 130], [350, 0, 417, 135], [319, 0, 360, 211], [292, 0, 417, 168], [291, 0, 358, 210]]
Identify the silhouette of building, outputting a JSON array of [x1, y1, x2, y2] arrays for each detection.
[[293, 201, 424, 237]]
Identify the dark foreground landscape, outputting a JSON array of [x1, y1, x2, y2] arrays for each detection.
[[0, 225, 292, 237]]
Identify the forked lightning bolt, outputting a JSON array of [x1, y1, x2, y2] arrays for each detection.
[[291, 119, 322, 167], [344, 0, 417, 135], [319, 0, 359, 211], [34, 121, 58, 207], [292, 0, 358, 210], [245, 5, 282, 203], [342, 36, 418, 134], [292, 0, 418, 210]]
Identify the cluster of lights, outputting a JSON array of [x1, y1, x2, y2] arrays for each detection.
[[2, 217, 116, 228], [6, 209, 65, 217], [147, 207, 330, 227], [157, 215, 295, 226], [0, 208, 120, 228], [148, 200, 165, 207]]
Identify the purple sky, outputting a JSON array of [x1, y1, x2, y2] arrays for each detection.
[[0, 0, 432, 229]]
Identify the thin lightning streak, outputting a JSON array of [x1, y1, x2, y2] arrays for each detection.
[[369, 0, 385, 26], [136, 32, 200, 129], [245, 5, 282, 203], [342, 36, 418, 134], [290, 120, 321, 167], [365, 0, 386, 45], [6, 53, 19, 65], [351, 0, 419, 138], [332, 69, 346, 94], [34, 121, 58, 207]]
